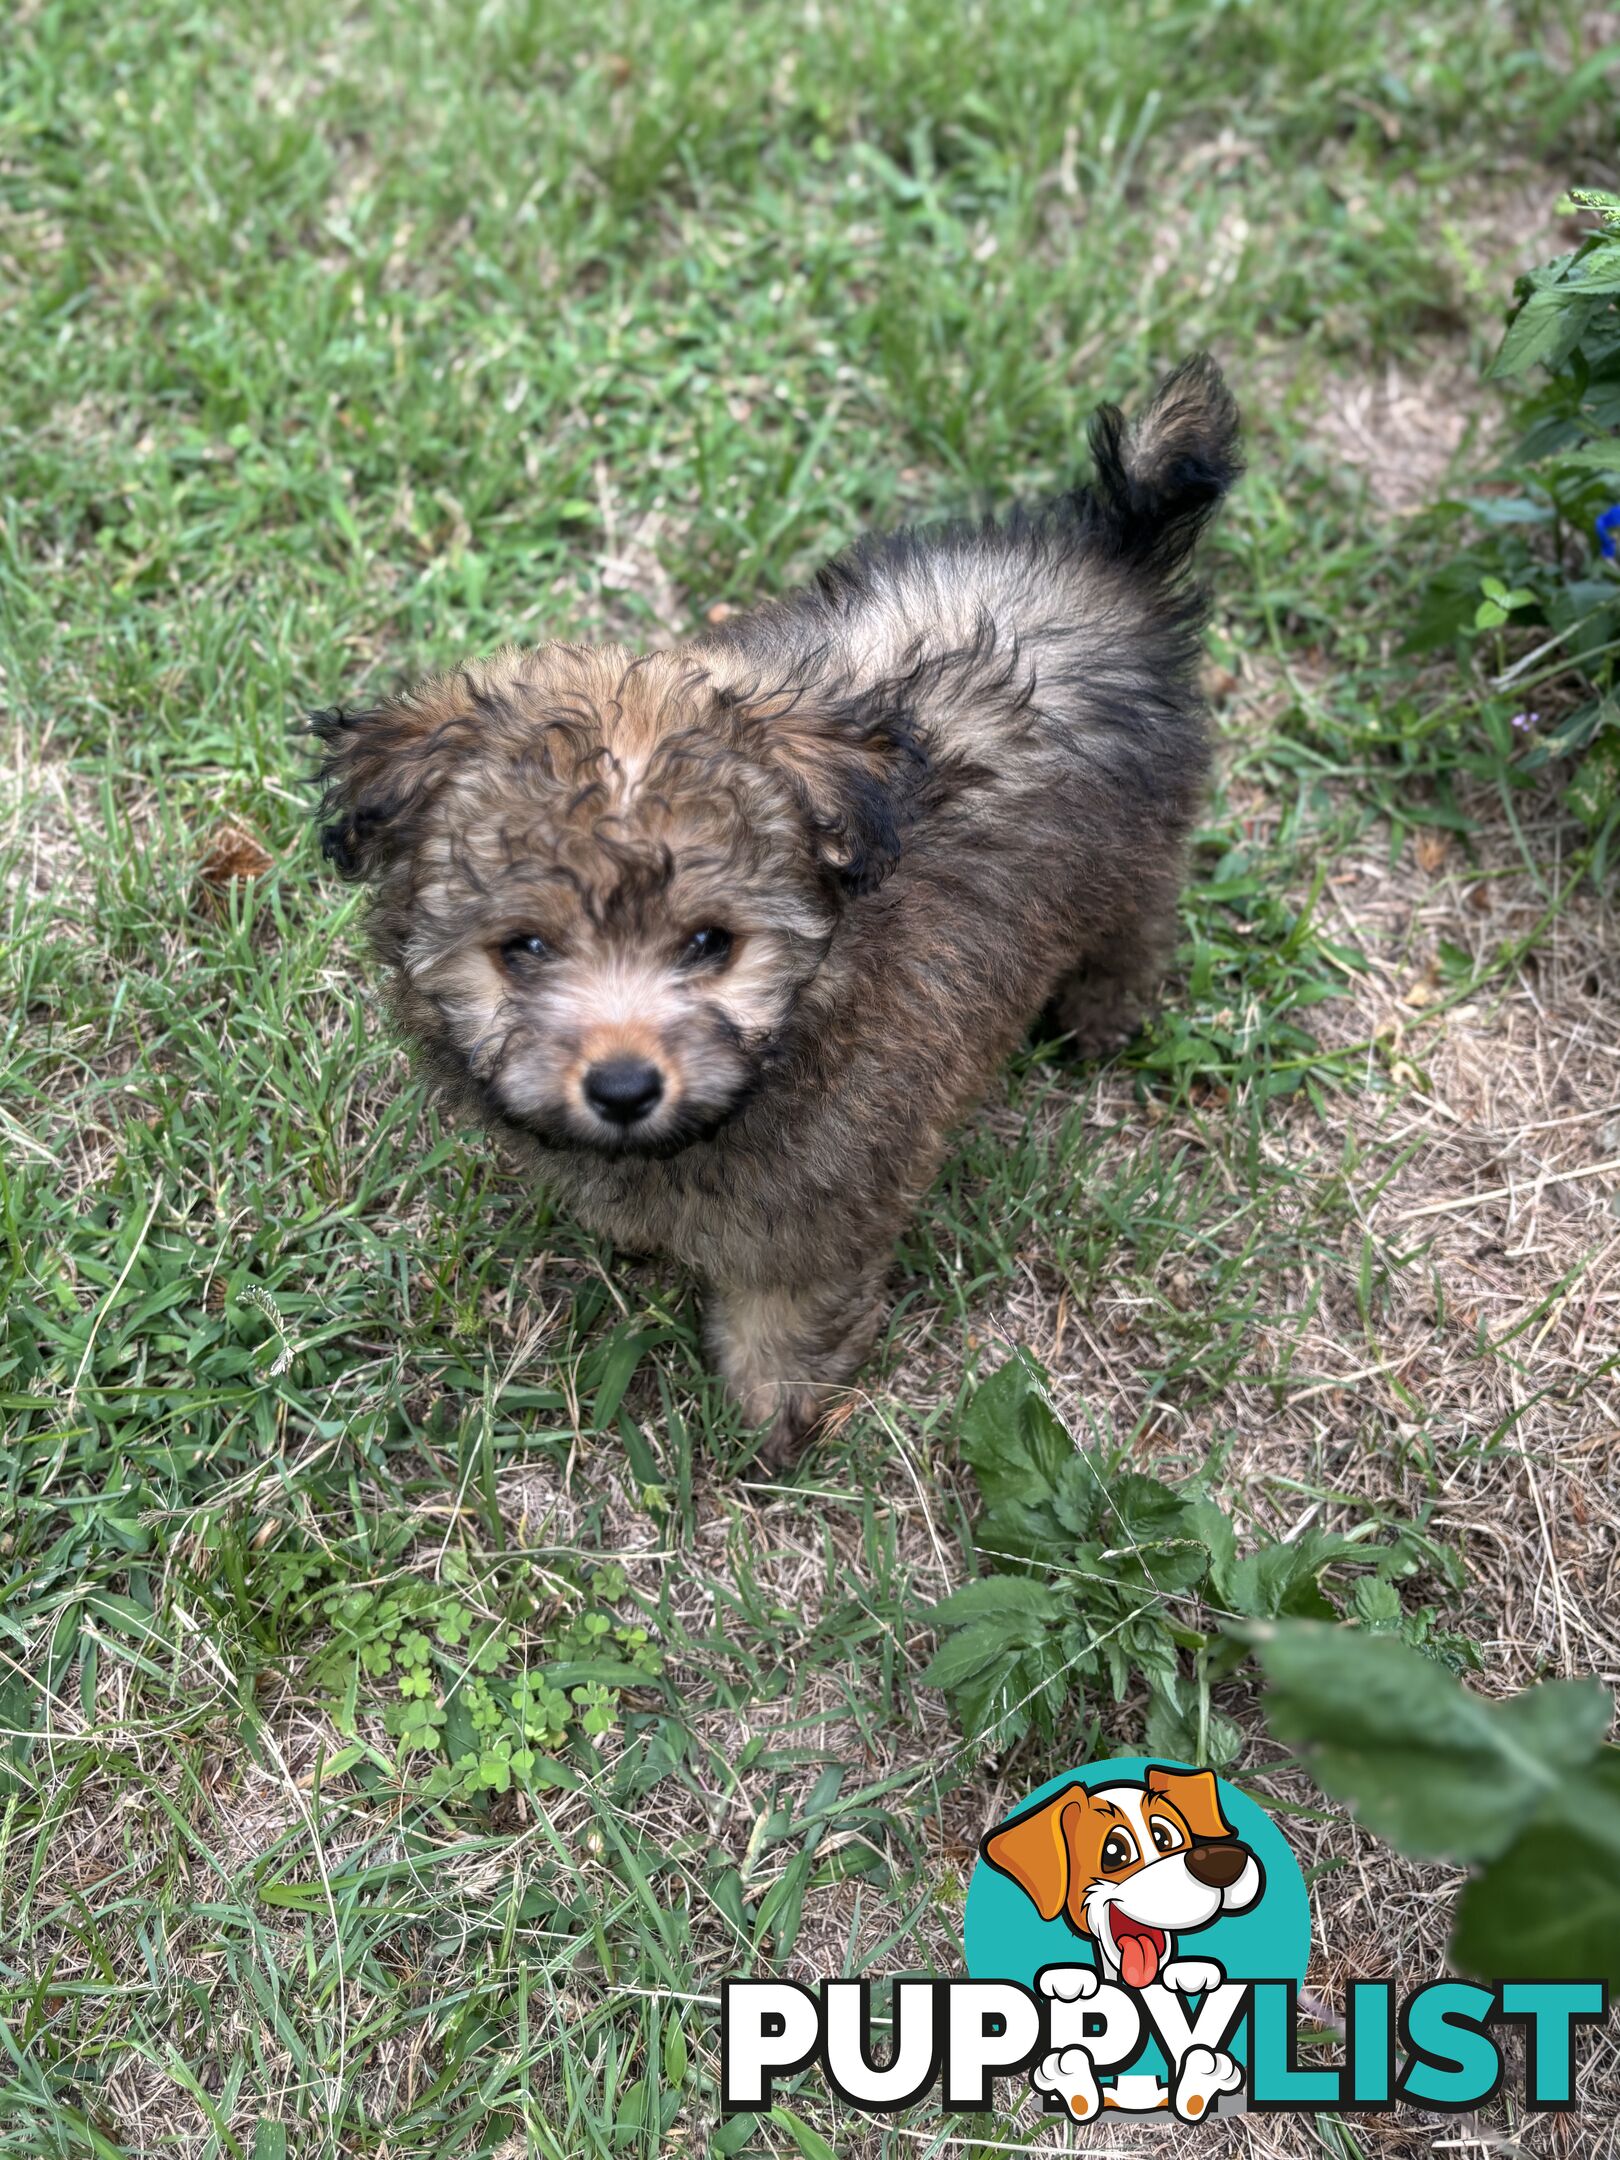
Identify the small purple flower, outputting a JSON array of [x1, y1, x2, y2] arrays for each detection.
[[1598, 503, 1620, 561], [1511, 710, 1540, 730]]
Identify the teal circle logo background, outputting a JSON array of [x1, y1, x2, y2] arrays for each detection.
[[963, 1757, 1310, 1992]]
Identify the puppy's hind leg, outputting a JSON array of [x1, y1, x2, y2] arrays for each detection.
[[706, 1269, 889, 1474], [1051, 889, 1181, 1061]]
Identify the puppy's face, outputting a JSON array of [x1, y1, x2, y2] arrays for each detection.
[[313, 644, 915, 1155]]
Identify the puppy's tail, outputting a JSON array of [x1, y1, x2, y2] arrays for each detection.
[[1083, 353, 1241, 577]]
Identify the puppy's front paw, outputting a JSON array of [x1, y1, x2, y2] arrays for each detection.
[[1032, 2046, 1101, 2122], [1065, 1016, 1143, 1060], [753, 1409, 817, 1476], [1039, 1965, 1101, 2002], [1171, 2044, 1243, 2121], [750, 1385, 842, 1475], [1159, 1957, 1224, 1995]]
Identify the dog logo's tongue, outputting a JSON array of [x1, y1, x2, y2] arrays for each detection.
[[1110, 1910, 1167, 1989]]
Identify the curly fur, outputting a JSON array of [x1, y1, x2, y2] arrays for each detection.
[[312, 355, 1242, 1466]]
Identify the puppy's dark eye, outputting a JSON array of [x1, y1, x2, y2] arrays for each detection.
[[679, 926, 733, 970], [500, 933, 551, 970], [1101, 1831, 1137, 1873]]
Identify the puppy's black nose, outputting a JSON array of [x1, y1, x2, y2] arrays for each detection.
[[1185, 1841, 1250, 1890], [584, 1058, 664, 1126]]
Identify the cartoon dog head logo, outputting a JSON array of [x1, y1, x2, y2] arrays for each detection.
[[982, 1765, 1264, 1991]]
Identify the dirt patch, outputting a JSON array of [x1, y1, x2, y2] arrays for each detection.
[[1313, 349, 1482, 510], [1301, 165, 1587, 512]]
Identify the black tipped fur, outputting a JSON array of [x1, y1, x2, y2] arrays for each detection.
[[1082, 352, 1242, 576], [308, 695, 478, 881]]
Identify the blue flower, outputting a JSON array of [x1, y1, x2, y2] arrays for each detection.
[[1598, 503, 1620, 561]]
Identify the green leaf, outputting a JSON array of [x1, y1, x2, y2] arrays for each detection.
[[1349, 1578, 1403, 1629], [1489, 288, 1597, 379], [1098, 1512, 1209, 1596], [1544, 440, 1620, 472], [257, 1878, 328, 1912], [528, 1755, 583, 1792], [476, 1748, 512, 1793], [1182, 1497, 1238, 1589], [944, 1355, 1466, 1772], [754, 1850, 813, 1958], [928, 1576, 1064, 1628], [0, 1667, 38, 1789], [770, 2105, 839, 2160], [1143, 1692, 1244, 1771], [664, 2022, 688, 2086], [441, 1690, 480, 1767], [471, 1635, 508, 1674], [314, 1743, 367, 1782], [1040, 1456, 1105, 1542], [1452, 1808, 1620, 1984], [528, 1658, 657, 1690], [1565, 734, 1620, 829], [919, 1619, 1021, 1692], [1106, 1472, 1192, 1542], [1256, 1623, 1612, 1861], [585, 1324, 662, 1429], [1225, 1539, 1334, 1620], [618, 1413, 663, 1493], [952, 1629, 1080, 1752], [959, 1349, 1075, 1509]]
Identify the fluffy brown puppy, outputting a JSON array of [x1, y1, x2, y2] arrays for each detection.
[[314, 355, 1240, 1468]]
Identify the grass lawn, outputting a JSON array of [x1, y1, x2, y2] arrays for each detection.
[[3, 1, 1619, 2153]]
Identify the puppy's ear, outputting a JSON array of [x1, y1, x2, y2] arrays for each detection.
[[309, 676, 476, 881], [1145, 1766, 1234, 1844], [731, 683, 924, 895], [982, 1786, 1093, 1925]]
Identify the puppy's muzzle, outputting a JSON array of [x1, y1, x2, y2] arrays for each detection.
[[1184, 1841, 1251, 1890]]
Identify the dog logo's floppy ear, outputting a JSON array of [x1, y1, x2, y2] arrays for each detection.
[[982, 1785, 1093, 1924], [1145, 1766, 1234, 1844]]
